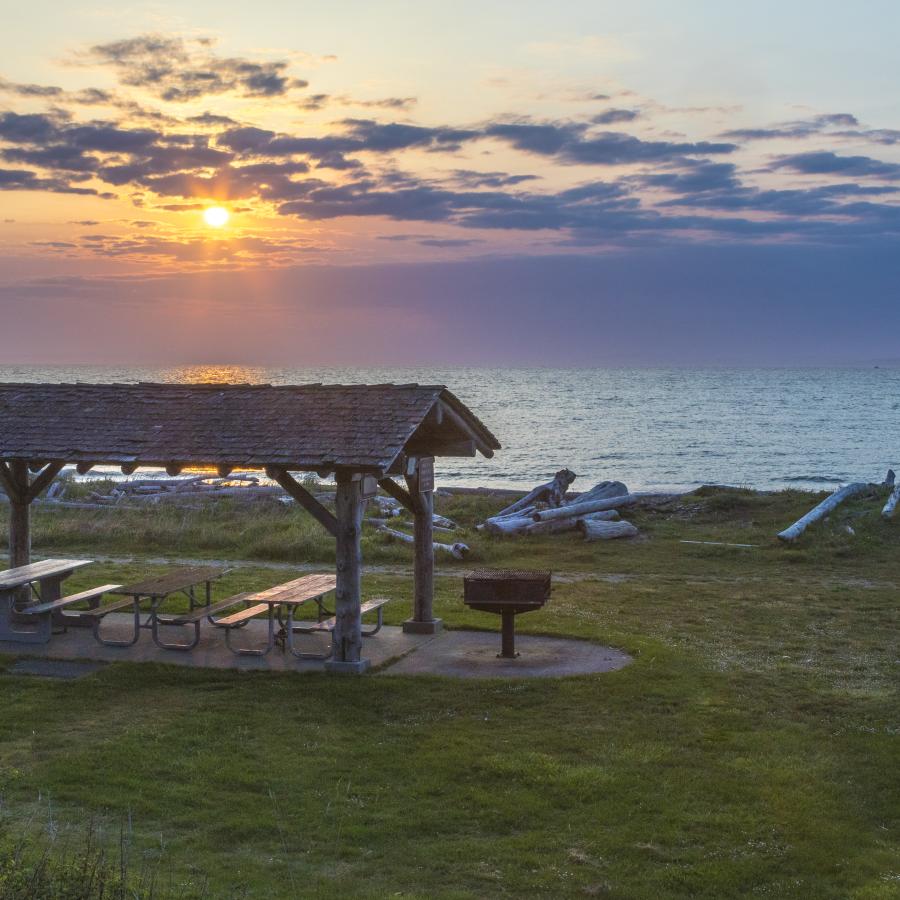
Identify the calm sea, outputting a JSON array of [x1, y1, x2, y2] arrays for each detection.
[[1, 365, 898, 492]]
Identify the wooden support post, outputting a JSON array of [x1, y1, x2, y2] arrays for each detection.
[[403, 457, 441, 635], [326, 472, 368, 673], [4, 461, 32, 610], [7, 460, 30, 570]]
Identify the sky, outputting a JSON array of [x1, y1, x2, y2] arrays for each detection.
[[1, 0, 899, 366]]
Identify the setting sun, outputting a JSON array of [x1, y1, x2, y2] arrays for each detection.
[[203, 206, 230, 228]]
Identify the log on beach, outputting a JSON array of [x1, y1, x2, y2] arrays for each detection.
[[527, 509, 620, 536], [578, 518, 639, 541], [492, 468, 577, 518], [882, 483, 900, 519], [374, 523, 470, 560], [776, 482, 868, 542], [571, 480, 629, 504], [531, 493, 639, 522], [482, 508, 620, 536]]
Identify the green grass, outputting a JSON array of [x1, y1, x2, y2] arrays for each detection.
[[0, 485, 898, 897]]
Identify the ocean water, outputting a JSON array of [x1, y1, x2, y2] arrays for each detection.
[[1, 364, 898, 492]]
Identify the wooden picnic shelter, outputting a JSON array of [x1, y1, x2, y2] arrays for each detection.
[[0, 382, 500, 672]]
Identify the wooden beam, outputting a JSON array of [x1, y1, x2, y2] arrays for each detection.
[[75, 462, 95, 475], [266, 467, 338, 536], [425, 402, 443, 427], [377, 477, 419, 515], [438, 401, 493, 458], [405, 439, 476, 458], [26, 462, 65, 503], [216, 464, 233, 478], [120, 463, 139, 475]]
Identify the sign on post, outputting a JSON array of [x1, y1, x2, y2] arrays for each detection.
[[418, 456, 435, 493]]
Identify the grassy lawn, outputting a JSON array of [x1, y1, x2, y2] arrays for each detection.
[[0, 485, 897, 897]]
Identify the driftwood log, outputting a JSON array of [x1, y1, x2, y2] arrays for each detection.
[[483, 508, 620, 536], [531, 493, 639, 522], [492, 468, 576, 518], [578, 518, 639, 541], [571, 480, 628, 504], [776, 482, 868, 542], [373, 523, 469, 560], [882, 483, 900, 519]]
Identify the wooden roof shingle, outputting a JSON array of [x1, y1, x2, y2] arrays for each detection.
[[0, 382, 500, 473]]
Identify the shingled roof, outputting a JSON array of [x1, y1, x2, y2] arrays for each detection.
[[0, 382, 500, 474]]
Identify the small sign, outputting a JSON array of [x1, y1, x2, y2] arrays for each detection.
[[418, 456, 435, 493], [361, 475, 378, 499]]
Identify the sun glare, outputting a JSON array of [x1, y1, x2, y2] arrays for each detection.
[[203, 206, 230, 228]]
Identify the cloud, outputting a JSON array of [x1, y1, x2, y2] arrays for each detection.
[[483, 120, 736, 164], [771, 151, 900, 180], [592, 108, 640, 125], [46, 230, 324, 264], [721, 112, 860, 141], [0, 77, 64, 98], [299, 94, 417, 112], [188, 112, 239, 127], [451, 170, 540, 188], [0, 166, 101, 194], [80, 34, 306, 100], [418, 238, 482, 247]]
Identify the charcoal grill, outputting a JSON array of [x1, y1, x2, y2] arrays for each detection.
[[463, 569, 551, 658]]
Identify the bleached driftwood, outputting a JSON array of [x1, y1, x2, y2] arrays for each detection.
[[882, 483, 900, 519], [776, 482, 868, 542], [571, 480, 628, 504], [492, 468, 576, 518], [432, 513, 457, 530], [481, 505, 537, 525], [374, 523, 469, 560], [528, 510, 620, 536], [481, 515, 538, 535], [483, 508, 619, 536], [532, 493, 639, 522], [578, 518, 639, 541]]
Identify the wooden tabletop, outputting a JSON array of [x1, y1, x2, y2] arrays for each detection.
[[0, 559, 93, 591], [114, 566, 228, 598], [248, 573, 336, 607]]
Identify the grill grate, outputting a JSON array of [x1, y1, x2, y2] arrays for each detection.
[[465, 569, 551, 583]]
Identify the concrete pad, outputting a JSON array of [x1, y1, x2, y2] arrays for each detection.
[[380, 630, 632, 679], [0, 614, 436, 674], [0, 615, 630, 679]]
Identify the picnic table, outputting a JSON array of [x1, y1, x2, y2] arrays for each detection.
[[214, 573, 388, 659], [0, 559, 116, 644], [103, 566, 229, 649]]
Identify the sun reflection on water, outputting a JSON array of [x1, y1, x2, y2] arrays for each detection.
[[158, 364, 268, 384]]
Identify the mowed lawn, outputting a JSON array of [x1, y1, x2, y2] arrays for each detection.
[[0, 487, 897, 897]]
